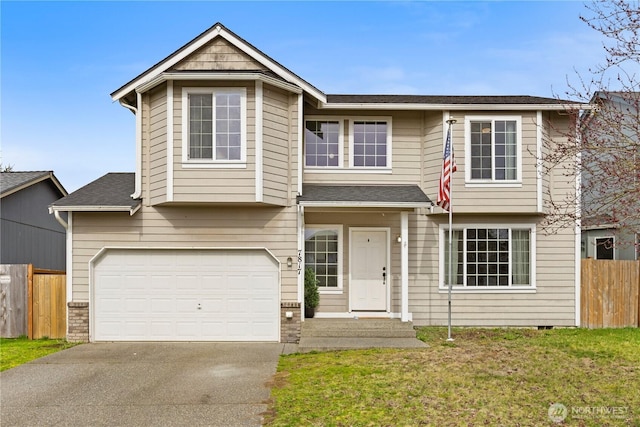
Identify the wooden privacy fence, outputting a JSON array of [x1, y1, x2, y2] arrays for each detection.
[[0, 264, 66, 339], [581, 259, 640, 328]]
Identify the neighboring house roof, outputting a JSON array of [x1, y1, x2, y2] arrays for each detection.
[[50, 173, 141, 215], [1, 171, 67, 198], [297, 184, 432, 208], [111, 22, 325, 103]]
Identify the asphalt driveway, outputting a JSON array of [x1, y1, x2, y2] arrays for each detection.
[[1, 342, 290, 427]]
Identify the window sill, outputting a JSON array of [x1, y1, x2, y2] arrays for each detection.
[[305, 168, 392, 174], [182, 162, 247, 169], [438, 287, 536, 294], [465, 181, 522, 188], [319, 289, 344, 295]]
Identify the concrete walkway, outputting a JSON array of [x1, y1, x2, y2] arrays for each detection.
[[0, 342, 291, 427]]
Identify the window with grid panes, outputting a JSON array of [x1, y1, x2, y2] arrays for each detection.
[[305, 228, 340, 288]]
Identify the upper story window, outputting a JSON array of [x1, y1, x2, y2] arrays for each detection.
[[305, 119, 343, 167], [350, 119, 392, 168], [465, 116, 521, 184], [182, 87, 246, 166]]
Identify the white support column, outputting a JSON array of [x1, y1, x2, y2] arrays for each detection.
[[166, 80, 174, 202], [255, 80, 264, 202], [297, 205, 305, 320], [401, 211, 409, 322]]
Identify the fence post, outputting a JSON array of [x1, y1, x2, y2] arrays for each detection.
[[27, 264, 33, 339]]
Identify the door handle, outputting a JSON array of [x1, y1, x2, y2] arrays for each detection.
[[382, 267, 386, 285]]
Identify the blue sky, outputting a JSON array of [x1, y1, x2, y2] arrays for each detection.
[[2, 1, 604, 192]]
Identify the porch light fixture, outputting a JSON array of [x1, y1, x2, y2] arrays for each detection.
[[287, 257, 293, 268], [396, 235, 402, 243]]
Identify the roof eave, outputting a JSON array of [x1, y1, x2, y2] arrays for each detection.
[[317, 102, 591, 111], [50, 203, 141, 216]]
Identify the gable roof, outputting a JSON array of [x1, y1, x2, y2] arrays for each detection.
[[297, 184, 432, 208], [111, 22, 325, 103], [50, 173, 141, 215], [1, 171, 67, 198]]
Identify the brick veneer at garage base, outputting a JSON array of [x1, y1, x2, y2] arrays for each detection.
[[66, 301, 302, 343], [67, 302, 89, 342]]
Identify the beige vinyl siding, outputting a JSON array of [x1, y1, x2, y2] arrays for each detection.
[[174, 37, 267, 71], [409, 213, 576, 327], [172, 82, 257, 203], [303, 110, 422, 185], [262, 85, 293, 206], [148, 85, 168, 205], [70, 206, 298, 302]]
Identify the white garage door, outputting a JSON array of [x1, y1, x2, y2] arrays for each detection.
[[93, 249, 279, 341]]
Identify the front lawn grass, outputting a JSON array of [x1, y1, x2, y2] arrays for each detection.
[[0, 336, 77, 372], [266, 327, 639, 426]]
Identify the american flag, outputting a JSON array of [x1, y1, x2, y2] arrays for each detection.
[[437, 126, 457, 212]]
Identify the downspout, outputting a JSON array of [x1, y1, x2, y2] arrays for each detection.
[[50, 208, 68, 230], [119, 92, 142, 199]]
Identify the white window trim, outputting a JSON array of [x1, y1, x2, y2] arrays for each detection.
[[594, 235, 615, 260], [305, 224, 344, 294], [438, 223, 537, 292], [303, 116, 345, 170], [181, 87, 247, 168], [348, 116, 393, 171], [464, 115, 522, 186]]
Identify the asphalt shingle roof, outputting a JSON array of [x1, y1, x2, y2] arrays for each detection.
[[326, 94, 573, 105], [51, 173, 140, 210], [297, 184, 432, 205], [1, 171, 52, 195], [1, 171, 67, 197]]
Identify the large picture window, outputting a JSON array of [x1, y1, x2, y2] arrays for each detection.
[[182, 88, 246, 165], [466, 116, 521, 183], [305, 226, 342, 291], [442, 225, 534, 288], [305, 120, 342, 167]]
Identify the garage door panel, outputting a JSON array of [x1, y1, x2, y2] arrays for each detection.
[[125, 298, 148, 313], [94, 249, 279, 341]]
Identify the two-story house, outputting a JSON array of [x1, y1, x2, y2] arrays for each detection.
[[51, 23, 584, 343]]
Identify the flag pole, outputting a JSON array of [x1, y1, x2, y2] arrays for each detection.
[[446, 118, 456, 342]]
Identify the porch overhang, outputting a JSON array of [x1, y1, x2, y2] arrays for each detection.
[[297, 184, 433, 209]]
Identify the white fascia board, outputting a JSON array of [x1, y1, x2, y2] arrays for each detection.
[[218, 27, 325, 102], [318, 103, 590, 111], [298, 201, 432, 208], [136, 72, 304, 95], [50, 205, 141, 215], [111, 25, 225, 101]]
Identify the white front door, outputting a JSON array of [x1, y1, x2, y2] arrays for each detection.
[[350, 229, 388, 311]]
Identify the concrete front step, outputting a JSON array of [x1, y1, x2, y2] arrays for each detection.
[[303, 319, 416, 334], [297, 337, 428, 353]]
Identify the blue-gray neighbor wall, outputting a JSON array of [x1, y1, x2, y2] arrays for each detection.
[[1, 180, 66, 270]]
